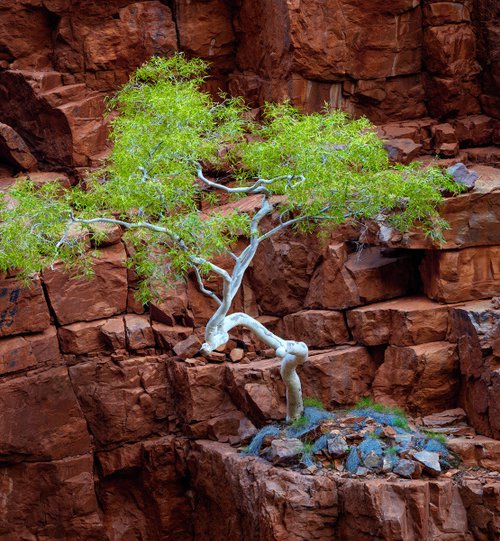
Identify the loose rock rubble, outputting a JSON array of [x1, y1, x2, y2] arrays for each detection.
[[242, 402, 499, 482]]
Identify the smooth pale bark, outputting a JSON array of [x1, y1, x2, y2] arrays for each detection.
[[202, 312, 307, 421], [64, 171, 325, 421]]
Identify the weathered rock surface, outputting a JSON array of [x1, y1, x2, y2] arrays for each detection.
[[448, 300, 500, 438], [420, 245, 500, 303], [43, 243, 128, 324], [0, 366, 91, 462], [188, 440, 499, 541], [0, 276, 50, 337], [69, 356, 173, 448], [306, 244, 417, 310], [373, 341, 460, 415], [347, 295, 451, 346]]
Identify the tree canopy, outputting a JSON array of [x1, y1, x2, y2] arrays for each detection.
[[0, 54, 460, 299]]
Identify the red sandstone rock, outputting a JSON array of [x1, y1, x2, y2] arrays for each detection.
[[347, 295, 451, 346], [0, 366, 91, 462], [306, 245, 416, 310], [0, 326, 60, 375], [58, 318, 108, 354], [188, 440, 338, 541], [454, 115, 496, 147], [16, 170, 71, 189], [225, 357, 286, 423], [152, 322, 193, 350], [282, 310, 349, 348], [449, 300, 500, 438], [167, 360, 235, 425], [175, 0, 234, 70], [0, 454, 106, 540], [251, 230, 320, 315], [423, 2, 471, 26], [424, 24, 480, 78], [43, 243, 128, 325], [97, 436, 193, 541], [100, 316, 126, 350], [0, 121, 37, 170], [373, 341, 460, 415], [363, 165, 500, 249], [447, 436, 500, 471], [173, 333, 202, 359], [420, 245, 500, 302], [69, 356, 172, 447], [301, 347, 378, 409], [124, 314, 155, 351], [187, 441, 496, 541], [0, 276, 50, 337]]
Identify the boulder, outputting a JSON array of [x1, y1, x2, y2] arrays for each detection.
[[347, 295, 451, 346], [373, 341, 460, 415], [282, 310, 349, 348], [420, 245, 500, 302], [124, 314, 155, 351], [301, 346, 378, 409], [43, 243, 128, 325], [0, 366, 91, 462], [384, 138, 423, 164], [306, 244, 416, 310], [267, 438, 303, 466]]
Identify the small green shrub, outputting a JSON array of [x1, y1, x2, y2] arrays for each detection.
[[422, 429, 447, 444], [303, 397, 326, 410]]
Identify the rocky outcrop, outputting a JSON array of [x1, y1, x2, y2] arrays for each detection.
[[0, 1, 499, 173], [187, 440, 499, 541]]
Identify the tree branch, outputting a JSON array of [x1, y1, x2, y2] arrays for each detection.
[[197, 166, 292, 195], [193, 266, 222, 305]]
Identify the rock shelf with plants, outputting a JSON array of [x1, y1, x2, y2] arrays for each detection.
[[242, 398, 461, 480]]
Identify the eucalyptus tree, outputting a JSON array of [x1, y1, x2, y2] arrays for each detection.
[[0, 55, 459, 421]]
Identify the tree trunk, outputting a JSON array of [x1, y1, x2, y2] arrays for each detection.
[[202, 312, 307, 421]]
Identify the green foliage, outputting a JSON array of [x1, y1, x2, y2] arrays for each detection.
[[290, 415, 308, 429], [422, 429, 447, 444], [0, 54, 461, 295], [352, 397, 407, 419], [386, 446, 398, 456], [303, 397, 326, 410], [302, 441, 315, 454], [367, 431, 380, 439]]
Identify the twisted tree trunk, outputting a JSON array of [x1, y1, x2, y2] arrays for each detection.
[[201, 312, 308, 421]]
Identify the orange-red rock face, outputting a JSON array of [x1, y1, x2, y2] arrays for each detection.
[[0, 0, 498, 173], [0, 1, 499, 539]]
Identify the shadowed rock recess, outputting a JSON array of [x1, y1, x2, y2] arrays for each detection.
[[0, 1, 499, 540]]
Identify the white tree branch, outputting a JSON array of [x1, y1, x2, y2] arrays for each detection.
[[193, 266, 222, 305]]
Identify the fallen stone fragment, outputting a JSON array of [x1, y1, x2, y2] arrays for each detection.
[[393, 459, 422, 479], [267, 438, 303, 466], [422, 408, 467, 428], [411, 450, 441, 476], [447, 162, 478, 189], [173, 334, 202, 359], [364, 450, 383, 471], [229, 347, 245, 362], [327, 435, 349, 458]]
